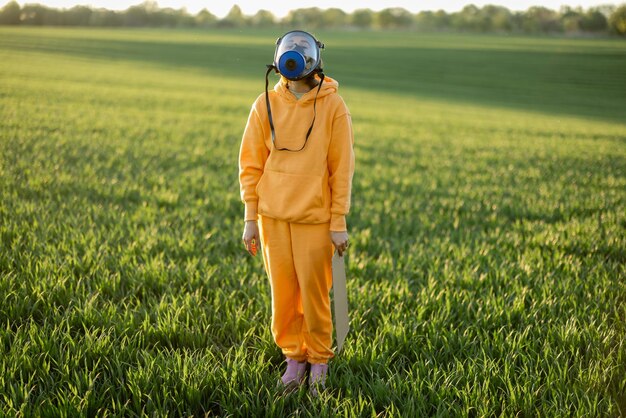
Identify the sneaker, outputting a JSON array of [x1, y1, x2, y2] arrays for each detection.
[[308, 363, 328, 397], [277, 358, 307, 391]]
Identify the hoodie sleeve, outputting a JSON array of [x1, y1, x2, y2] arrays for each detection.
[[238, 100, 269, 222], [327, 107, 355, 231]]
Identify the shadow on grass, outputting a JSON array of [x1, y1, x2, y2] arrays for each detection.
[[3, 29, 626, 125]]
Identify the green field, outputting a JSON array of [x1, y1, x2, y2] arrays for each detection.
[[1, 27, 625, 417]]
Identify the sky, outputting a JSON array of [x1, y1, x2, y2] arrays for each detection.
[[30, 0, 616, 17]]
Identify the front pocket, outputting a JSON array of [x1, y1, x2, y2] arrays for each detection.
[[257, 169, 325, 222]]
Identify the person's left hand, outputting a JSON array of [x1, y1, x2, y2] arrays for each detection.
[[330, 231, 349, 256]]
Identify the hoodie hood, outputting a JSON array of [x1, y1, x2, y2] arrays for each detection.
[[273, 75, 339, 104]]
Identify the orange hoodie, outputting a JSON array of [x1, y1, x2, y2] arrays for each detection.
[[239, 76, 355, 231]]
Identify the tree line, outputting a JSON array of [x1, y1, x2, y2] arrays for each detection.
[[1, 1, 626, 36]]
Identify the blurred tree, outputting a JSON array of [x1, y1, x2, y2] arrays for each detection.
[[195, 8, 217, 27], [45, 8, 64, 25], [250, 9, 275, 28], [481, 5, 513, 32], [433, 9, 451, 28], [451, 4, 483, 31], [415, 10, 437, 30], [580, 8, 608, 32], [0, 1, 20, 24], [178, 8, 195, 27], [377, 7, 413, 29], [523, 6, 562, 33], [88, 8, 123, 26], [65, 5, 92, 26], [0, 1, 620, 35], [284, 8, 323, 29], [509, 11, 525, 32], [124, 1, 155, 26], [219, 5, 246, 27], [608, 4, 626, 35], [416, 10, 451, 31], [351, 8, 374, 29], [560, 6, 583, 32], [592, 4, 616, 18], [160, 7, 194, 27], [322, 8, 347, 28], [20, 4, 50, 25]]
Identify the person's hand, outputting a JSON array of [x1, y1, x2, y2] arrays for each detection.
[[330, 231, 349, 256], [242, 220, 260, 256]]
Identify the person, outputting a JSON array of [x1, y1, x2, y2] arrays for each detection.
[[238, 30, 355, 396]]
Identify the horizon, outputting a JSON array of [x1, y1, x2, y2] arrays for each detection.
[[6, 0, 620, 18]]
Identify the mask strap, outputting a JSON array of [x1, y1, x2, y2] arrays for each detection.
[[265, 69, 325, 152], [265, 65, 277, 145]]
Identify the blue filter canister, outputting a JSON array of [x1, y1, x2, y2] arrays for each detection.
[[278, 50, 306, 80]]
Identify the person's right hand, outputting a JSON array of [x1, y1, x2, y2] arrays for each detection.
[[331, 231, 349, 256], [242, 220, 260, 256]]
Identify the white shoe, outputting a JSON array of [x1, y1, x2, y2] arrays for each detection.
[[308, 363, 328, 397], [277, 358, 307, 391]]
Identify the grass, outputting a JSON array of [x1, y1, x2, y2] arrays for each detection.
[[0, 27, 625, 417]]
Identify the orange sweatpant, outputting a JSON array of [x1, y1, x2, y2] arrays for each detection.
[[258, 215, 334, 364]]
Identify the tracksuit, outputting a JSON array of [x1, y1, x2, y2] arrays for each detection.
[[239, 75, 354, 364]]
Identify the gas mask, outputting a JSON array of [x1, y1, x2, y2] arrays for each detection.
[[274, 30, 324, 81], [265, 30, 326, 152]]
